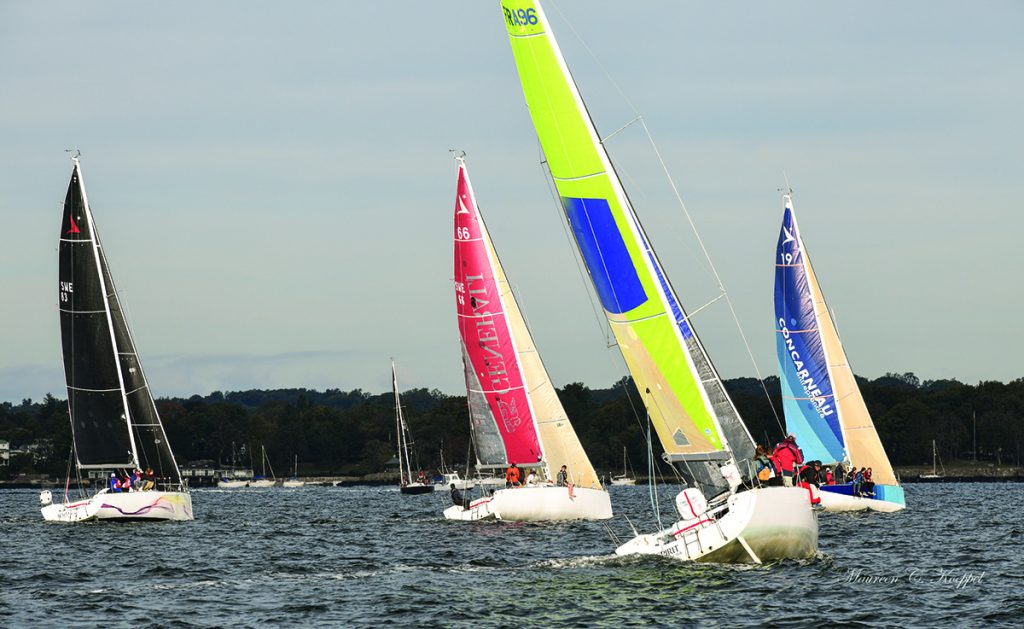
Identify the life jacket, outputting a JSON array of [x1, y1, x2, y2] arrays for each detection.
[[773, 443, 801, 473], [506, 467, 520, 484]]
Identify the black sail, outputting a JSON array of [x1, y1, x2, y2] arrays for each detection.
[[59, 165, 134, 467], [58, 162, 182, 484]]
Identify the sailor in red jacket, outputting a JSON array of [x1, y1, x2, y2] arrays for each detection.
[[772, 435, 804, 487]]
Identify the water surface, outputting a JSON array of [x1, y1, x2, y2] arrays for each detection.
[[1, 483, 1018, 627]]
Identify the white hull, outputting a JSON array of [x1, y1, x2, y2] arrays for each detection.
[[433, 472, 475, 491], [282, 480, 305, 488], [217, 480, 250, 488], [615, 487, 817, 564], [248, 479, 276, 488], [444, 485, 612, 522], [610, 477, 636, 486], [818, 489, 905, 513], [41, 489, 194, 522]]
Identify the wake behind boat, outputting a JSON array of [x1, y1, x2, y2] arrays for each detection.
[[774, 194, 905, 513], [41, 156, 192, 523], [443, 156, 611, 522], [501, 0, 815, 561]]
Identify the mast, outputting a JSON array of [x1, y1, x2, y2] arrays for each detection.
[[76, 158, 140, 470], [392, 361, 405, 485]]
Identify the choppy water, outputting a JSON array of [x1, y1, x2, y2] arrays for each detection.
[[1, 483, 1020, 627]]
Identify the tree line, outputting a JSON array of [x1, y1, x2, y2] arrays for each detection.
[[2, 372, 1021, 479]]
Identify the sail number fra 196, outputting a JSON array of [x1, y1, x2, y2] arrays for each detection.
[[503, 6, 538, 27]]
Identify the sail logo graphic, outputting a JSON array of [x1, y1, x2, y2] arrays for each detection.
[[456, 194, 470, 215], [465, 273, 512, 391], [779, 223, 801, 264], [778, 318, 834, 418], [67, 216, 81, 234], [496, 397, 522, 433]]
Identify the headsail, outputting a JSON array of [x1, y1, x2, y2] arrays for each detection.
[[774, 194, 897, 485], [58, 159, 183, 485], [501, 0, 754, 494], [454, 158, 600, 488]]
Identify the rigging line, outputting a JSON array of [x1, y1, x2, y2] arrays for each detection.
[[638, 117, 785, 433], [548, 1, 642, 117], [536, 148, 611, 348], [645, 409, 663, 531]]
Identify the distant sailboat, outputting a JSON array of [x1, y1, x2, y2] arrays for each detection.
[[502, 0, 816, 561], [217, 442, 253, 488], [249, 445, 277, 487], [282, 455, 305, 487], [393, 362, 434, 495], [445, 155, 612, 521], [610, 447, 636, 486], [774, 192, 905, 512], [920, 440, 944, 480], [40, 156, 193, 522]]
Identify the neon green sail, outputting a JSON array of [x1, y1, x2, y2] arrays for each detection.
[[501, 0, 755, 489]]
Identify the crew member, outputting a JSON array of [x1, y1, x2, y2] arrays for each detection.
[[772, 434, 804, 487], [505, 463, 521, 488], [450, 483, 471, 509]]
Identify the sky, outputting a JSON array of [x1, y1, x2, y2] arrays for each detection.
[[1, 1, 1021, 403]]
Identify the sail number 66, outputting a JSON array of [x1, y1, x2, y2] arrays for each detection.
[[456, 226, 471, 240]]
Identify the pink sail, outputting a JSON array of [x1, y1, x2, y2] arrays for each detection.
[[454, 162, 543, 465]]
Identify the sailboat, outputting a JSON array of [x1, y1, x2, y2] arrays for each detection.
[[774, 193, 906, 512], [40, 156, 193, 522], [393, 362, 434, 495], [217, 442, 254, 488], [249, 445, 277, 487], [445, 155, 612, 522], [610, 447, 636, 486], [501, 1, 816, 561], [282, 455, 305, 487], [920, 440, 944, 480]]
